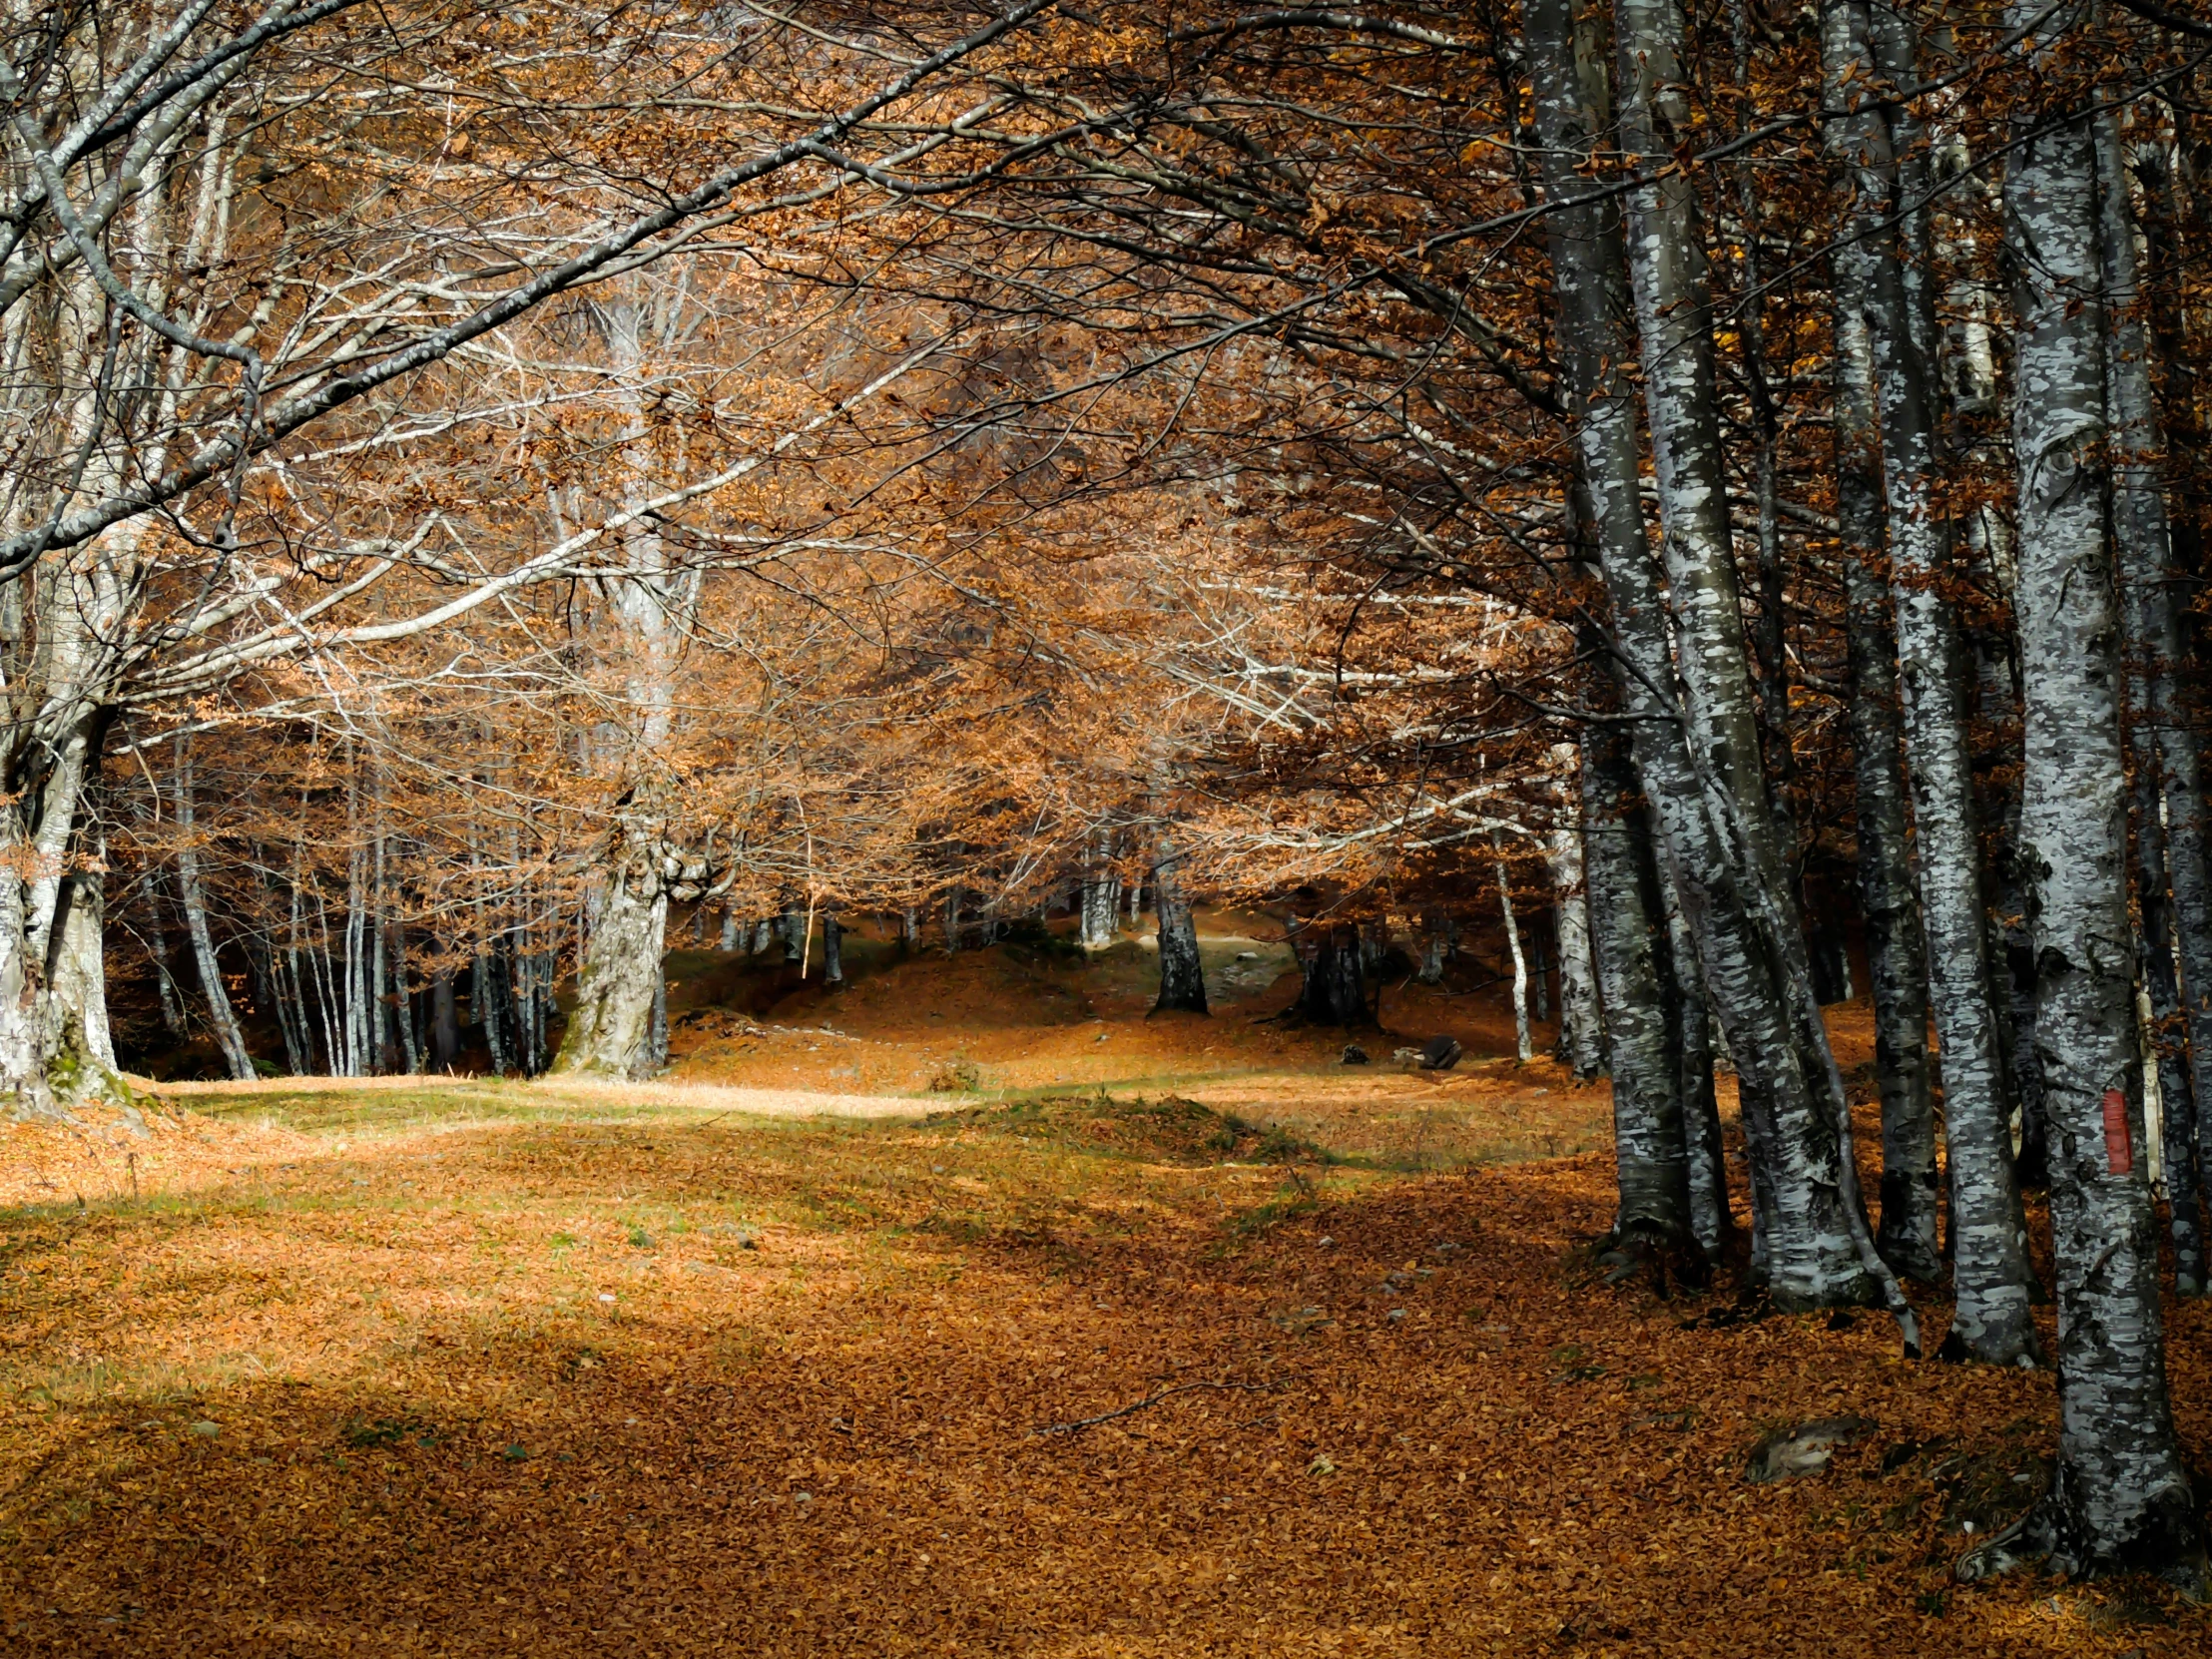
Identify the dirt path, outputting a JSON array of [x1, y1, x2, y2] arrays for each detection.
[[156, 1073, 943, 1121]]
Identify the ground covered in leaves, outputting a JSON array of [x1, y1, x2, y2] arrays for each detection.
[[7, 978, 2212, 1655]]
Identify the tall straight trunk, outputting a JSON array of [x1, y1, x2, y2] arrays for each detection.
[[751, 916, 774, 955], [1580, 711, 1693, 1252], [344, 808, 368, 1077], [1531, 931, 1550, 1022], [1494, 833, 1533, 1063], [431, 966, 460, 1070], [1550, 826, 1602, 1080], [370, 821, 391, 1073], [1833, 232, 1943, 1282], [1657, 850, 1732, 1261], [1151, 837, 1209, 1015], [2099, 102, 2212, 1297], [269, 921, 307, 1079], [173, 741, 253, 1082], [822, 909, 844, 988], [390, 913, 419, 1076], [1528, 0, 1900, 1318], [780, 898, 805, 962], [720, 908, 741, 952], [2133, 766, 2202, 1292], [1961, 67, 2203, 1584], [1828, 0, 2039, 1361], [1080, 832, 1121, 949], [145, 874, 187, 1039], [942, 888, 961, 955], [475, 947, 508, 1075], [897, 908, 919, 951], [1416, 908, 1449, 987]]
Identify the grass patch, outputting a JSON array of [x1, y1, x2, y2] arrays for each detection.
[[921, 1092, 1330, 1166]]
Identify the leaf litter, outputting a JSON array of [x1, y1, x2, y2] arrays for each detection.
[[0, 1065, 2206, 1657]]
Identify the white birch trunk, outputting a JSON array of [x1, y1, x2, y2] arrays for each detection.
[[1960, 55, 2203, 1582], [1494, 834, 1532, 1064]]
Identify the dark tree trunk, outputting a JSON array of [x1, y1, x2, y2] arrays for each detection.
[[1580, 707, 1694, 1258], [2099, 99, 2212, 1297], [431, 968, 460, 1071], [1833, 207, 1942, 1283], [1290, 920, 1372, 1028], [1151, 838, 1208, 1015]]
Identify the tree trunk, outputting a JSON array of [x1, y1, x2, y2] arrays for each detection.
[[552, 836, 669, 1080], [1290, 919, 1372, 1028], [1548, 802, 1603, 1078], [1833, 226, 1942, 1283], [1580, 715, 1693, 1254], [1960, 78, 2204, 1585], [822, 908, 844, 988], [1494, 833, 1533, 1063], [174, 742, 254, 1082], [2099, 101, 2212, 1298], [431, 967, 460, 1070], [1528, 0, 1896, 1316], [1151, 837, 1209, 1015], [146, 875, 187, 1040], [720, 908, 741, 952], [1080, 832, 1121, 949], [43, 866, 123, 1105], [1828, 0, 2039, 1361]]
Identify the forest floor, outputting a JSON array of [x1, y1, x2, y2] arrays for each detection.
[[5, 918, 2211, 1656]]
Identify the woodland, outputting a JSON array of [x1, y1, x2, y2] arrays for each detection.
[[7, 0, 2212, 1651]]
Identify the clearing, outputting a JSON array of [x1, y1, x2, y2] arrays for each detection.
[[4, 923, 2208, 1656]]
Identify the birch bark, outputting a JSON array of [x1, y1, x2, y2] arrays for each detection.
[[1833, 231, 1941, 1282], [1826, 0, 2039, 1358], [1528, 0, 1894, 1314], [174, 740, 253, 1082], [1494, 833, 1533, 1063], [2097, 103, 2212, 1296], [1580, 709, 1692, 1253], [1546, 765, 1604, 1079], [1151, 836, 1208, 1015], [1960, 54, 2204, 1581]]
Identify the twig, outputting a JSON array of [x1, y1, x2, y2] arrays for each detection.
[[1033, 1379, 1286, 1436]]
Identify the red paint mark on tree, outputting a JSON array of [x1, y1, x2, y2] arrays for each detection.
[[2104, 1088, 2133, 1176]]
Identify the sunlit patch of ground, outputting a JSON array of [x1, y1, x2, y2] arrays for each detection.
[[5, 1044, 2208, 1655]]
